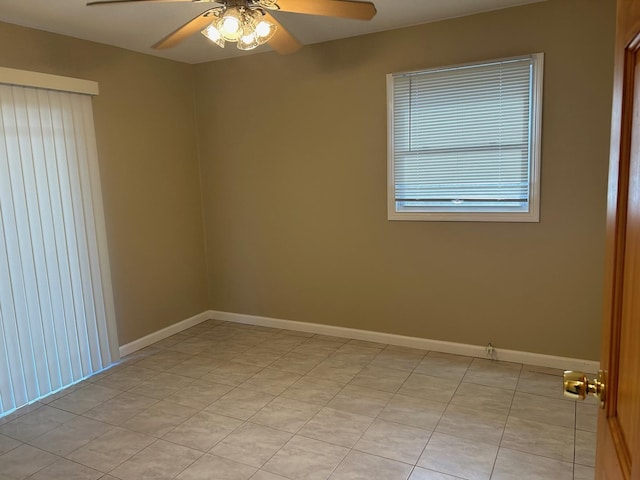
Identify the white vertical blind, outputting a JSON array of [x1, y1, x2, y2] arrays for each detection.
[[0, 81, 118, 416], [388, 54, 543, 220]]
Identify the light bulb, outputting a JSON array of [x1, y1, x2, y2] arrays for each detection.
[[201, 23, 225, 48], [237, 25, 259, 50], [255, 20, 276, 39], [220, 16, 240, 35], [217, 8, 243, 41], [241, 32, 256, 43]]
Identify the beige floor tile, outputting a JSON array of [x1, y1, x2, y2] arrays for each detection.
[[435, 404, 507, 445], [250, 470, 290, 480], [167, 338, 216, 356], [0, 444, 59, 479], [327, 385, 392, 417], [369, 349, 425, 372], [279, 329, 315, 338], [83, 392, 158, 425], [281, 376, 344, 405], [397, 373, 460, 404], [265, 396, 324, 415], [336, 344, 383, 358], [418, 433, 498, 480], [211, 423, 292, 467], [573, 464, 595, 480], [299, 407, 374, 448], [413, 352, 472, 380], [575, 430, 596, 467], [162, 411, 242, 451], [66, 426, 155, 472], [128, 372, 194, 400], [28, 458, 102, 480], [450, 383, 514, 415], [354, 419, 431, 464], [164, 381, 234, 410], [576, 403, 598, 432], [516, 370, 566, 400], [347, 339, 388, 349], [350, 366, 410, 393], [292, 340, 343, 356], [270, 352, 328, 375], [123, 401, 197, 437], [109, 439, 202, 480], [378, 394, 446, 430], [263, 435, 348, 480], [234, 351, 284, 369], [206, 389, 275, 420], [240, 368, 302, 396], [501, 417, 575, 462], [311, 335, 349, 344], [0, 435, 20, 455], [199, 349, 248, 364], [201, 362, 265, 387], [408, 467, 461, 479], [491, 447, 573, 480], [509, 392, 575, 428], [0, 403, 43, 425], [522, 364, 565, 376], [133, 351, 193, 372], [462, 359, 521, 390], [176, 453, 257, 480], [329, 450, 412, 479], [0, 405, 76, 442], [93, 366, 158, 391], [165, 363, 221, 380], [265, 333, 308, 347], [249, 403, 315, 433], [307, 361, 365, 384], [29, 416, 113, 456], [48, 384, 121, 415]]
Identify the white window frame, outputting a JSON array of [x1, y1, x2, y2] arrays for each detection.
[[387, 53, 544, 222]]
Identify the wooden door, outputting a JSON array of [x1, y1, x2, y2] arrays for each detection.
[[597, 0, 640, 479]]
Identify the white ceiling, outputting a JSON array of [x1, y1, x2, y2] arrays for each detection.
[[0, 0, 545, 64]]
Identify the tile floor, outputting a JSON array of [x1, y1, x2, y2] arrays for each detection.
[[0, 319, 597, 480]]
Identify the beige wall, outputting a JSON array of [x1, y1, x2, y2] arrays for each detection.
[[0, 22, 208, 345], [0, 0, 616, 360], [195, 0, 616, 360]]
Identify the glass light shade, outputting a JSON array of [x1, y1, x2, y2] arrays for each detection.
[[201, 23, 225, 48], [218, 8, 242, 41], [237, 23, 259, 50], [254, 20, 276, 41], [237, 35, 258, 50]]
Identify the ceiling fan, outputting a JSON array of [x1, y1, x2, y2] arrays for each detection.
[[87, 0, 377, 54]]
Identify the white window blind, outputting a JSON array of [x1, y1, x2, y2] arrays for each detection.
[[0, 79, 118, 417], [388, 53, 543, 222]]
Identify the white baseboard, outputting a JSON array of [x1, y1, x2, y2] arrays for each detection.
[[208, 310, 600, 372], [118, 309, 599, 372], [118, 311, 211, 357]]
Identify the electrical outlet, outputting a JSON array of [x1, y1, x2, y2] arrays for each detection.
[[486, 342, 496, 359]]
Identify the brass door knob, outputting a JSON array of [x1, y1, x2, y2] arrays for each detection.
[[563, 370, 606, 405]]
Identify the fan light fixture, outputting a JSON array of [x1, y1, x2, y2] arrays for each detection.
[[201, 7, 277, 50]]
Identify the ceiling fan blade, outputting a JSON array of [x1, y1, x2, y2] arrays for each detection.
[[87, 0, 210, 5], [262, 11, 302, 54], [152, 10, 215, 49], [273, 0, 376, 20]]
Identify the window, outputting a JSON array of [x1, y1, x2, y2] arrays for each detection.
[[387, 53, 543, 222]]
